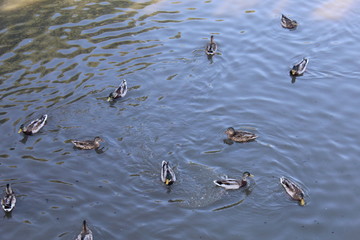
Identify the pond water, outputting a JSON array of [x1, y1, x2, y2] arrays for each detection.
[[1, 0, 360, 239]]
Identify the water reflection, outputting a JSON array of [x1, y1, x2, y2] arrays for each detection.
[[19, 135, 29, 144], [3, 211, 13, 219], [313, 0, 356, 19], [1, 0, 47, 11]]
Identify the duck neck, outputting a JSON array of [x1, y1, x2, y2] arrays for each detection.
[[241, 179, 247, 186]]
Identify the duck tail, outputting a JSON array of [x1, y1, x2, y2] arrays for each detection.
[[82, 220, 88, 232], [42, 114, 48, 122], [5, 184, 13, 194], [213, 180, 222, 186]]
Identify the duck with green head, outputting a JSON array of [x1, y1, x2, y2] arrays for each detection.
[[107, 79, 127, 101], [290, 58, 309, 76], [161, 161, 176, 185], [1, 183, 16, 212], [280, 177, 305, 206], [214, 172, 254, 190], [205, 35, 217, 56], [18, 114, 47, 135]]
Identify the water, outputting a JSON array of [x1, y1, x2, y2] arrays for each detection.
[[1, 0, 360, 239]]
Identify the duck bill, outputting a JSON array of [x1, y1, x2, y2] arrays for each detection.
[[165, 179, 170, 185], [300, 199, 305, 206], [249, 174, 254, 177], [18, 129, 23, 133], [107, 97, 112, 102]]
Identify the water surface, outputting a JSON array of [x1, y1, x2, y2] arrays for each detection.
[[1, 0, 360, 239]]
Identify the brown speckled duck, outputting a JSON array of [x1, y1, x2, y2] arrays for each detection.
[[281, 14, 298, 29], [225, 127, 257, 143], [71, 137, 104, 150]]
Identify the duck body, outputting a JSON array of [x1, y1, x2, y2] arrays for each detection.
[[280, 177, 305, 206], [75, 220, 93, 240], [161, 161, 176, 185], [225, 127, 257, 143], [71, 137, 104, 150], [18, 114, 47, 135], [107, 79, 127, 101], [290, 58, 309, 76], [281, 14, 298, 29], [1, 184, 16, 212], [205, 35, 217, 56], [214, 172, 254, 190]]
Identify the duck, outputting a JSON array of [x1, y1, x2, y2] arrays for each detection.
[[290, 58, 309, 76], [71, 137, 104, 150], [75, 220, 93, 240], [1, 183, 16, 212], [161, 161, 176, 185], [214, 172, 254, 190], [18, 114, 47, 135], [205, 35, 217, 56], [280, 177, 305, 206], [281, 14, 298, 29], [107, 79, 128, 101], [225, 127, 257, 143]]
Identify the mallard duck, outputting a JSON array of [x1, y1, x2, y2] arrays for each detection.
[[18, 114, 47, 135], [281, 14, 298, 29], [161, 161, 176, 185], [280, 177, 305, 206], [1, 184, 16, 212], [214, 172, 254, 190], [71, 137, 104, 150], [75, 220, 93, 240], [225, 127, 257, 143], [107, 79, 128, 101], [205, 35, 217, 56], [290, 58, 309, 76]]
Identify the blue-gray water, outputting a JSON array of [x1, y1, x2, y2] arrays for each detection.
[[1, 0, 360, 239]]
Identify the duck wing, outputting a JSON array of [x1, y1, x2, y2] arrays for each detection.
[[206, 43, 217, 55], [280, 177, 304, 199], [281, 14, 297, 29], [296, 58, 309, 75], [1, 194, 16, 212], [72, 140, 96, 149], [27, 114, 48, 133], [115, 80, 128, 98], [1, 184, 16, 212], [213, 178, 244, 189], [161, 161, 176, 183]]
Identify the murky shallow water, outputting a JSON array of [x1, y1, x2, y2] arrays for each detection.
[[1, 0, 360, 239]]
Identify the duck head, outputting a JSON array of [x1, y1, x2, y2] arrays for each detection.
[[94, 137, 104, 143], [18, 124, 25, 133], [225, 127, 236, 136]]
